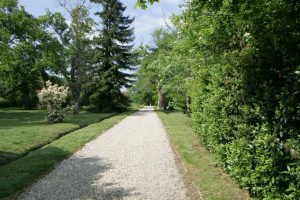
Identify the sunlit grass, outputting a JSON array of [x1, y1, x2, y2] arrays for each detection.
[[157, 111, 251, 200], [0, 108, 115, 165], [0, 112, 130, 198]]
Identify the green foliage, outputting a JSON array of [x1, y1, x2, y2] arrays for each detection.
[[1, 0, 134, 113], [136, 0, 300, 198], [134, 0, 160, 9], [130, 45, 158, 106], [180, 0, 300, 198], [89, 0, 135, 112], [132, 28, 192, 111], [41, 5, 96, 114], [0, 2, 66, 109], [0, 97, 12, 107]]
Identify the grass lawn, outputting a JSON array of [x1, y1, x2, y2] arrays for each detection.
[[0, 112, 130, 199], [0, 108, 115, 165], [157, 111, 251, 200]]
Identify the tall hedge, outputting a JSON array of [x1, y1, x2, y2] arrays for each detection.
[[181, 0, 300, 199]]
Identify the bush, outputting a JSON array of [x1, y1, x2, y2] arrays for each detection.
[[38, 81, 69, 123], [0, 97, 11, 108], [183, 0, 300, 199]]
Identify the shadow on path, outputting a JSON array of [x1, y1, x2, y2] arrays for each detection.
[[130, 106, 154, 117], [46, 155, 139, 200], [0, 145, 139, 199]]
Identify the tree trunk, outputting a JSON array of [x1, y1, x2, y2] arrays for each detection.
[[71, 54, 82, 115], [157, 86, 166, 110], [70, 25, 82, 115], [185, 95, 191, 116], [40, 68, 50, 82], [22, 85, 31, 110], [72, 97, 80, 114]]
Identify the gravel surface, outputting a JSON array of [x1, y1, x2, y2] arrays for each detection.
[[17, 107, 188, 200]]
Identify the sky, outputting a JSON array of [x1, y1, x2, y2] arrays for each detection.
[[19, 0, 183, 46]]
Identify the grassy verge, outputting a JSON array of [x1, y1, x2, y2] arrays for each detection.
[[0, 108, 115, 165], [0, 112, 130, 199], [157, 111, 250, 200]]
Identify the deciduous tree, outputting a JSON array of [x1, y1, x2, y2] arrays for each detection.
[[0, 0, 64, 109]]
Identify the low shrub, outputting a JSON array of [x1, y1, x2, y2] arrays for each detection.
[[38, 81, 69, 123]]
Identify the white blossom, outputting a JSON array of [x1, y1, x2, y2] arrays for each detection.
[[38, 81, 69, 123]]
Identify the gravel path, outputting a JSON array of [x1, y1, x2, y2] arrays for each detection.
[[17, 107, 188, 200]]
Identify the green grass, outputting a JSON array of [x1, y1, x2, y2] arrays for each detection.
[[0, 112, 130, 199], [0, 108, 115, 165], [157, 111, 251, 200]]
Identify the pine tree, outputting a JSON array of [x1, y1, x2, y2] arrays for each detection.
[[89, 0, 135, 111]]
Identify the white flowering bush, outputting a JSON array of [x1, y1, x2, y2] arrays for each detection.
[[38, 81, 69, 123]]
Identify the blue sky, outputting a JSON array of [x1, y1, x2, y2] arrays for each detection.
[[19, 0, 183, 46]]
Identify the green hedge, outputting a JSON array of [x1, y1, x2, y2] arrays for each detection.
[[184, 0, 300, 199]]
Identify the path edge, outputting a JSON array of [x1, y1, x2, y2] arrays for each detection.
[[154, 111, 204, 200]]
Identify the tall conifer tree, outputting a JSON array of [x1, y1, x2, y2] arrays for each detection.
[[90, 0, 135, 111]]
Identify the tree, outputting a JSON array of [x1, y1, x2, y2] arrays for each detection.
[[55, 0, 95, 114], [135, 0, 160, 9], [131, 44, 158, 106], [89, 0, 135, 111], [132, 28, 192, 111], [0, 0, 63, 109]]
